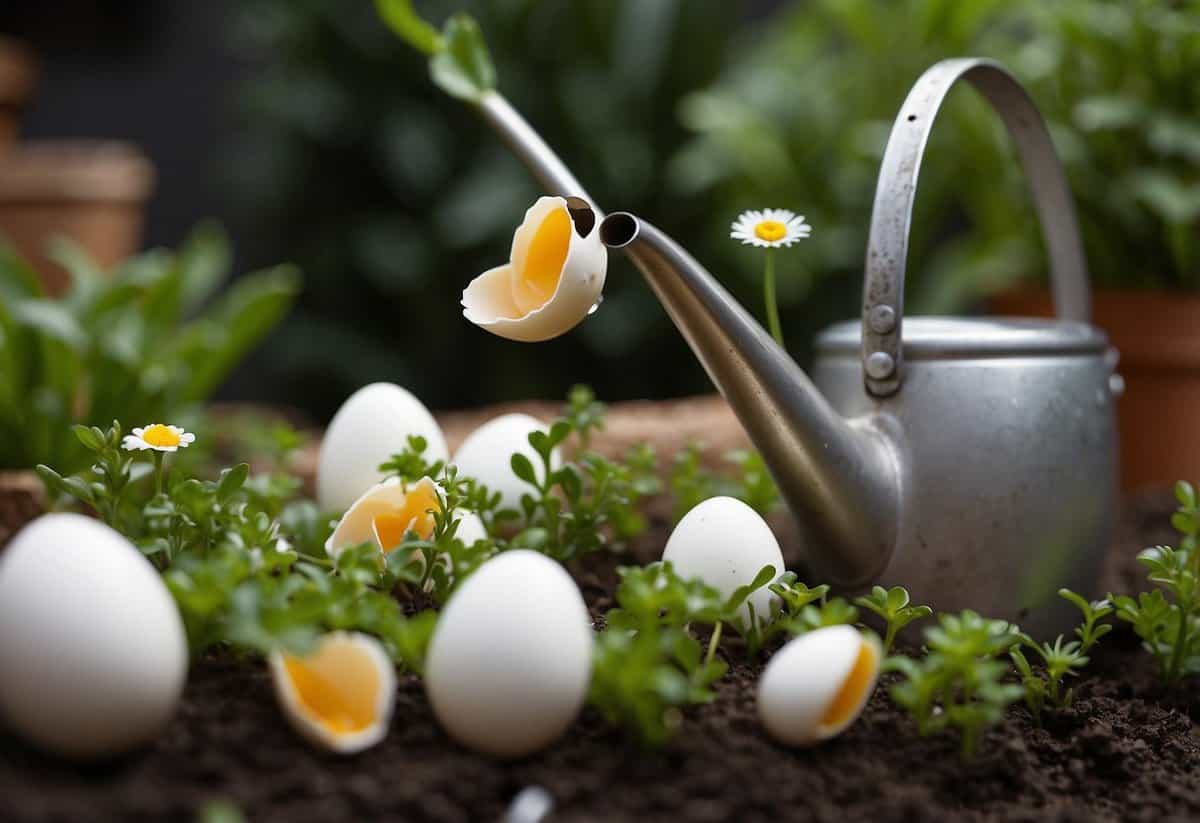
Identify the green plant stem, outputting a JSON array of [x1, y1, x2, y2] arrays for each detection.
[[762, 249, 784, 348], [705, 622, 723, 666], [154, 451, 166, 497]]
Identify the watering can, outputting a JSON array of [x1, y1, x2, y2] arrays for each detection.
[[476, 58, 1118, 635]]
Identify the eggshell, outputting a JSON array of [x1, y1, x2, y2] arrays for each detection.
[[318, 382, 448, 514], [757, 625, 881, 746], [663, 496, 785, 624], [462, 196, 607, 342], [324, 476, 442, 558], [455, 510, 488, 545], [424, 550, 593, 757], [0, 513, 188, 759], [270, 631, 395, 755], [452, 413, 561, 513]]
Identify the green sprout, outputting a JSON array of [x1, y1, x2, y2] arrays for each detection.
[[1111, 480, 1200, 687], [854, 585, 934, 653], [887, 610, 1025, 758], [375, 0, 496, 103], [668, 442, 779, 521]]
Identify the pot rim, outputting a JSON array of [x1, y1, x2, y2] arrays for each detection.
[[0, 140, 155, 203]]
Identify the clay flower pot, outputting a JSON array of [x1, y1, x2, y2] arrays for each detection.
[[991, 288, 1200, 491], [0, 140, 155, 295], [0, 37, 36, 153]]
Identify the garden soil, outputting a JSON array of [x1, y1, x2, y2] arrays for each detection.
[[1, 492, 1197, 822]]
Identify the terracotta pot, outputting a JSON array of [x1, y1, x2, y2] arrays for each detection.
[[0, 470, 44, 549], [0, 37, 36, 153], [0, 140, 155, 295], [990, 288, 1200, 492]]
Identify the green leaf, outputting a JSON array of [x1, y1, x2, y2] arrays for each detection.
[[375, 0, 444, 56], [217, 463, 250, 499], [72, 425, 104, 452], [177, 221, 232, 315], [10, 300, 87, 350], [429, 13, 497, 103], [510, 453, 537, 486]]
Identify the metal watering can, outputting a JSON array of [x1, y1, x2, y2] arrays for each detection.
[[476, 58, 1119, 635]]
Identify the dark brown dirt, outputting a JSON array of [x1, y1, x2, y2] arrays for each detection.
[[2, 495, 1198, 823]]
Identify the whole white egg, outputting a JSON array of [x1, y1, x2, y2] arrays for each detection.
[[757, 625, 881, 746], [452, 413, 561, 513], [424, 550, 592, 757], [663, 496, 785, 624], [318, 382, 448, 514], [0, 513, 188, 758]]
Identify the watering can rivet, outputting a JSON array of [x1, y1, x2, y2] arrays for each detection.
[[865, 351, 895, 380], [868, 305, 896, 334]]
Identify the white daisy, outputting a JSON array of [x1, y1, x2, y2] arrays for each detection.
[[122, 424, 196, 453], [730, 208, 812, 248]]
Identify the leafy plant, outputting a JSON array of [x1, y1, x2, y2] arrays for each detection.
[[888, 610, 1025, 758], [669, 442, 780, 521], [1111, 480, 1200, 686], [0, 224, 299, 472], [1011, 588, 1113, 724], [855, 585, 934, 652], [37, 421, 433, 669], [590, 560, 773, 745]]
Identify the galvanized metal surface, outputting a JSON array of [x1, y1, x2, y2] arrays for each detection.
[[474, 61, 1118, 635]]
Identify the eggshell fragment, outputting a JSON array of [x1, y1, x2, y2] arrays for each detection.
[[424, 550, 593, 758], [270, 631, 395, 755], [452, 413, 561, 513], [663, 496, 785, 624], [462, 196, 607, 342], [0, 513, 188, 759], [325, 476, 442, 558], [757, 625, 881, 746], [318, 382, 448, 514]]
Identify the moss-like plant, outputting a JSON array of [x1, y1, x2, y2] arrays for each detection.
[[855, 585, 934, 653]]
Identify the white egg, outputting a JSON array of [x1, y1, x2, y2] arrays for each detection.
[[270, 631, 395, 755], [454, 510, 488, 545], [318, 382, 448, 514], [424, 550, 593, 757], [663, 496, 785, 624], [452, 413, 561, 513], [462, 196, 607, 342], [757, 625, 881, 746], [0, 513, 188, 758]]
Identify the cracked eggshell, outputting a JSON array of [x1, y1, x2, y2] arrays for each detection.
[[757, 625, 881, 746], [317, 382, 448, 514], [462, 196, 606, 342], [0, 513, 188, 759], [424, 550, 593, 758], [270, 631, 396, 755], [662, 496, 785, 624], [452, 413, 561, 512]]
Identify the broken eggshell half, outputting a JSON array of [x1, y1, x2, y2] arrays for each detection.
[[270, 631, 396, 755], [462, 196, 606, 342]]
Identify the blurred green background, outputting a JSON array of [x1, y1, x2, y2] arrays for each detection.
[[5, 0, 1198, 418]]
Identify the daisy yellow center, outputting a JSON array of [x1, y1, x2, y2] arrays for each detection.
[[142, 425, 181, 448], [754, 220, 787, 242], [520, 207, 571, 306], [820, 640, 878, 729], [284, 656, 377, 736]]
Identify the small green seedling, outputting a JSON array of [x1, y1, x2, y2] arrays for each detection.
[[668, 442, 780, 522], [887, 610, 1024, 758], [854, 585, 933, 652], [1110, 480, 1200, 686]]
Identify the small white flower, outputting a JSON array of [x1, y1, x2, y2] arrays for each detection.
[[121, 424, 196, 453], [730, 208, 812, 248]]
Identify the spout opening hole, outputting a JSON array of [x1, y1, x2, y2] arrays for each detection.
[[906, 114, 917, 122], [599, 212, 639, 249]]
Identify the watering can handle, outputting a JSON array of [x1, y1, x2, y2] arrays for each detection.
[[861, 58, 1091, 397]]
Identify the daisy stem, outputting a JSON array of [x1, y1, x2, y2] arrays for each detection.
[[762, 249, 784, 348], [153, 451, 165, 497]]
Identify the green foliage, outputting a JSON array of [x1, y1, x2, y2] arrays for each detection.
[[507, 389, 661, 562], [1111, 481, 1200, 686], [668, 442, 780, 521], [888, 611, 1024, 758], [854, 585, 934, 652], [37, 421, 432, 668], [0, 225, 299, 473], [589, 559, 774, 746], [678, 0, 1200, 334]]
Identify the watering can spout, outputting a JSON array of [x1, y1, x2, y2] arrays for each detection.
[[599, 212, 901, 585]]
